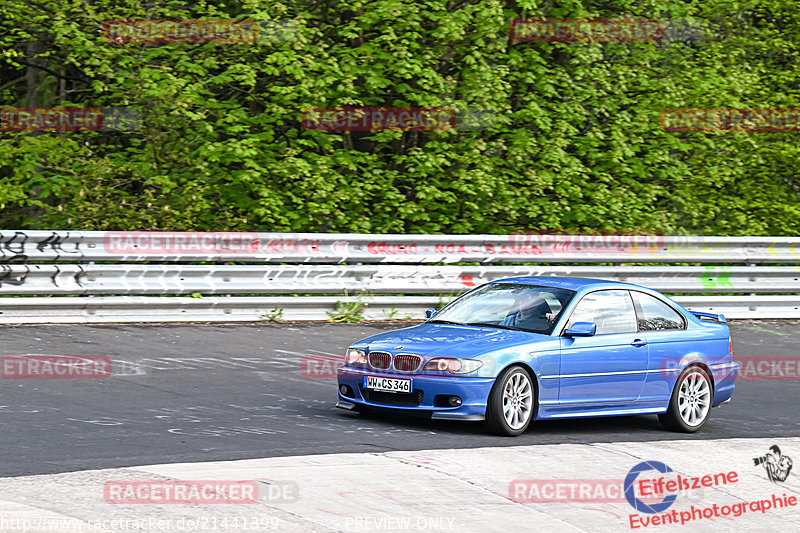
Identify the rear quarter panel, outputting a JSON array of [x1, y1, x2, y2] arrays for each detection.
[[641, 316, 734, 406]]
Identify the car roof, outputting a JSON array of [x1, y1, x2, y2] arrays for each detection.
[[489, 276, 636, 291]]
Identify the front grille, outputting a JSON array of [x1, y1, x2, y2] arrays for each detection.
[[393, 354, 422, 373], [362, 388, 424, 407], [368, 351, 392, 370]]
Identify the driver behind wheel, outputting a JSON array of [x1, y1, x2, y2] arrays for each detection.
[[501, 293, 553, 330]]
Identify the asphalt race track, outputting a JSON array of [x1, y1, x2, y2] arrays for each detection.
[[1, 320, 798, 478]]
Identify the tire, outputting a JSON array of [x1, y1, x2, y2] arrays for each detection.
[[485, 366, 536, 436], [659, 365, 714, 433]]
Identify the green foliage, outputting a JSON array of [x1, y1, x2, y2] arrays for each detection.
[[0, 0, 798, 234], [261, 306, 286, 322], [382, 306, 399, 320], [327, 298, 367, 322]]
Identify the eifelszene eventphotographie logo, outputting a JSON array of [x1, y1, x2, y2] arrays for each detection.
[[753, 445, 793, 483]]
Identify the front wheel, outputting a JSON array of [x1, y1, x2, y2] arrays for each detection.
[[485, 366, 535, 436], [659, 365, 713, 432]]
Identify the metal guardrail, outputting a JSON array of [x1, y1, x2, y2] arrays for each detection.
[[2, 264, 799, 295], [0, 231, 798, 323], [3, 230, 800, 263]]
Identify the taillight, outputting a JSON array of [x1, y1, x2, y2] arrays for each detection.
[[729, 338, 733, 356]]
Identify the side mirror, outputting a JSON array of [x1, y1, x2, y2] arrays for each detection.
[[564, 322, 597, 337], [425, 308, 437, 319]]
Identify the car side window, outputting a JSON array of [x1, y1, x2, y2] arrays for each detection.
[[565, 290, 637, 335], [631, 291, 686, 331]]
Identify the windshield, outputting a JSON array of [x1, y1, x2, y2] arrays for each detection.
[[430, 282, 575, 335]]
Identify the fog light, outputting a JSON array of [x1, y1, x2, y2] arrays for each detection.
[[339, 385, 348, 395], [340, 385, 354, 397], [448, 396, 462, 407]]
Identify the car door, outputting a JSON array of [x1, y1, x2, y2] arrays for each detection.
[[558, 289, 649, 409]]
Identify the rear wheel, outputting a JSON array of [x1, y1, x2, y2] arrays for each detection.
[[659, 365, 713, 432], [485, 366, 535, 436]]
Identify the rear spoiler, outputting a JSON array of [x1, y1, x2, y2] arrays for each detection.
[[691, 311, 727, 324]]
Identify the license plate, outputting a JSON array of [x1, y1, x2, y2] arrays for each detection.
[[364, 376, 412, 393]]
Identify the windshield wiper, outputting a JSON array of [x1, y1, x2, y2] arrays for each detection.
[[428, 319, 467, 325]]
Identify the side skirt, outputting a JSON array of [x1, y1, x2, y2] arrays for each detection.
[[537, 405, 668, 420]]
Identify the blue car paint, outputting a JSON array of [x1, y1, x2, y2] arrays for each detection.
[[336, 277, 738, 423]]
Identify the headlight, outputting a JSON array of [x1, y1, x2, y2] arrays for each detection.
[[424, 357, 483, 374], [345, 348, 367, 365]]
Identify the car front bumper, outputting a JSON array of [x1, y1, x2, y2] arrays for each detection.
[[336, 366, 495, 421]]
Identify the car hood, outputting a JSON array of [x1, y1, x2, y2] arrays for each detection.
[[354, 322, 553, 358]]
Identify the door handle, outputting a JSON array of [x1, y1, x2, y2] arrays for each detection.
[[631, 338, 647, 347]]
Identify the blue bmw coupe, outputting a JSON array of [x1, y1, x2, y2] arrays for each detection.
[[336, 277, 738, 436]]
